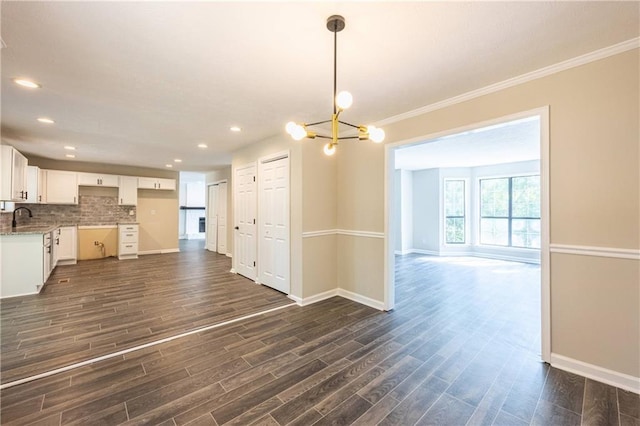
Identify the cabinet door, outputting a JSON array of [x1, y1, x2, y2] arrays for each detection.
[[118, 176, 138, 205], [156, 178, 176, 191], [26, 166, 41, 203], [45, 170, 78, 204], [137, 177, 157, 189], [78, 173, 119, 187], [57, 226, 77, 261], [12, 150, 28, 201]]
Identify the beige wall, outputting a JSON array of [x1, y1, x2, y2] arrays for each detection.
[[25, 155, 180, 253], [336, 49, 639, 377], [78, 227, 118, 259]]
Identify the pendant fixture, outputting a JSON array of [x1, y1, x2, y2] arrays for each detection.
[[285, 15, 384, 156]]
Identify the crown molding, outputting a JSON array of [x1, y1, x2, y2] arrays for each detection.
[[377, 37, 640, 127]]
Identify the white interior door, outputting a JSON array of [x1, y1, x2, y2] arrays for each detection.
[[258, 155, 290, 294], [217, 182, 228, 255], [207, 184, 218, 252], [235, 164, 257, 280]]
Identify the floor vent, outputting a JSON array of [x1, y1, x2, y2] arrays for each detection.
[[57, 278, 70, 283]]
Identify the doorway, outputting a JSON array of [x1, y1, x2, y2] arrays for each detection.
[[385, 107, 550, 362]]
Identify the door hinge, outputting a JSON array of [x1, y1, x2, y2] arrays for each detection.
[[253, 218, 256, 224], [253, 176, 256, 182], [253, 261, 256, 267]]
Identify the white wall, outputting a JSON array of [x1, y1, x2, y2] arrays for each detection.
[[394, 169, 414, 254], [412, 168, 440, 253]]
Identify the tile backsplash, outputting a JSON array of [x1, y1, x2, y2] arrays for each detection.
[[0, 195, 136, 228]]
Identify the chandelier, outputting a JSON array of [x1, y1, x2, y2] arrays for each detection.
[[285, 15, 385, 156]]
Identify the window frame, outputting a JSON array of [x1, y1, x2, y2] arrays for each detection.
[[443, 178, 468, 246], [478, 174, 540, 249]]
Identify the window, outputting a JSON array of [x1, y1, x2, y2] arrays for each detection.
[[444, 179, 465, 244], [480, 175, 540, 248]]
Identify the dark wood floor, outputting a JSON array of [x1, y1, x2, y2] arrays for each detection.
[[1, 248, 638, 425]]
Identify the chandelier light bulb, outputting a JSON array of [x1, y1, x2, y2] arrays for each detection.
[[292, 125, 307, 141], [323, 143, 337, 156], [285, 121, 297, 135], [367, 125, 385, 143], [336, 91, 353, 110]]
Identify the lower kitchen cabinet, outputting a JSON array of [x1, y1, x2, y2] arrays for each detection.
[[0, 233, 49, 298], [118, 223, 138, 260], [56, 226, 78, 265]]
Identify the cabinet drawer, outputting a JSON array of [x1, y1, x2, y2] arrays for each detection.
[[120, 232, 138, 243], [120, 225, 138, 232], [119, 242, 138, 254]]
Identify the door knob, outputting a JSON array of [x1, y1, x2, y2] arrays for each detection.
[[235, 226, 239, 230]]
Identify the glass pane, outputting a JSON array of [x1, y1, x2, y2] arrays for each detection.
[[480, 218, 509, 246], [480, 178, 509, 217], [444, 180, 465, 216], [512, 219, 541, 248], [446, 218, 465, 244], [512, 175, 540, 218]]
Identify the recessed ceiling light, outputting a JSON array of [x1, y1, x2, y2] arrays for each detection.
[[65, 154, 75, 158], [64, 146, 76, 151], [174, 159, 182, 163], [37, 117, 55, 124], [14, 78, 41, 89], [165, 164, 173, 168], [197, 143, 208, 149], [230, 126, 241, 132]]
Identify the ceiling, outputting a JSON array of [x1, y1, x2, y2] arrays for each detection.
[[2, 2, 638, 172], [395, 116, 540, 170]]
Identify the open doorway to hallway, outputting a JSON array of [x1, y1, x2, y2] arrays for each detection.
[[386, 109, 549, 362]]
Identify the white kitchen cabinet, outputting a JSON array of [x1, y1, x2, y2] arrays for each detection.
[[0, 232, 48, 298], [119, 176, 138, 205], [44, 170, 78, 204], [77, 172, 119, 187], [118, 224, 138, 259], [51, 228, 60, 270], [138, 177, 176, 191], [25, 166, 45, 203], [1, 145, 29, 202], [56, 226, 77, 265]]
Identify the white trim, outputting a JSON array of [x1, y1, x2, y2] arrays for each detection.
[[137, 248, 180, 255], [302, 229, 385, 239], [550, 353, 640, 394], [0, 302, 297, 390], [409, 248, 441, 257], [337, 229, 384, 239], [377, 38, 639, 127], [0, 290, 39, 299], [288, 288, 385, 311], [550, 244, 640, 260], [226, 253, 232, 258], [77, 225, 118, 229], [229, 268, 236, 274], [337, 288, 385, 311], [302, 229, 338, 238], [290, 289, 339, 306]]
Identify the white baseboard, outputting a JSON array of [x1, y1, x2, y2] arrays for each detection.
[[550, 353, 640, 394], [394, 249, 413, 255], [337, 288, 385, 310], [472, 252, 540, 264], [138, 248, 180, 256], [292, 289, 339, 306], [57, 259, 77, 266], [401, 248, 540, 264], [408, 248, 440, 256], [287, 294, 303, 304], [226, 253, 232, 258], [229, 268, 236, 274]]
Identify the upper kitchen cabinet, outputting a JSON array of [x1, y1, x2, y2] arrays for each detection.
[[138, 177, 176, 191], [0, 145, 28, 202], [118, 176, 138, 205], [25, 165, 45, 203], [77, 172, 119, 187], [44, 170, 78, 204]]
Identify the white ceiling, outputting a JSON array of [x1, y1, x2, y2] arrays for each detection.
[[395, 116, 540, 170], [2, 2, 638, 172]]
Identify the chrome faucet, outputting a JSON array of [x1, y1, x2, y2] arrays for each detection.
[[12, 207, 33, 229]]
